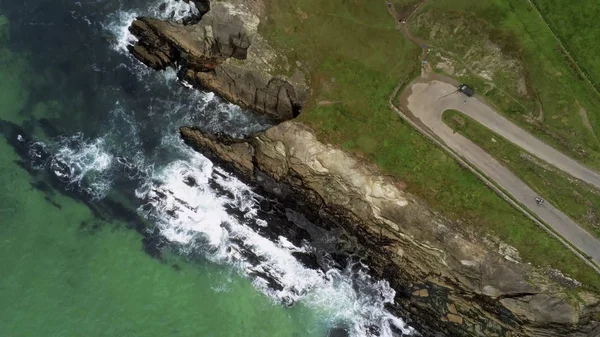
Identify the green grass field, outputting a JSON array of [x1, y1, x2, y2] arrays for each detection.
[[532, 0, 600, 91], [443, 109, 600, 238], [259, 0, 600, 289], [410, 0, 600, 170]]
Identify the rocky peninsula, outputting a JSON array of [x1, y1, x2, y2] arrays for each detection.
[[128, 0, 308, 121], [127, 0, 600, 336]]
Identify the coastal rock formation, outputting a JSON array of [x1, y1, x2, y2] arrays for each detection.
[[187, 0, 210, 16], [180, 122, 600, 337], [127, 0, 600, 335], [127, 1, 308, 121]]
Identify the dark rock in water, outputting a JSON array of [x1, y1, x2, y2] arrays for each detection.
[[79, 220, 103, 235], [290, 251, 320, 270], [126, 2, 308, 122], [142, 227, 168, 259], [49, 158, 73, 183], [38, 118, 61, 138], [158, 3, 167, 12], [31, 180, 54, 194], [179, 124, 600, 337], [183, 176, 197, 187], [189, 0, 210, 15], [327, 327, 349, 337], [366, 325, 380, 336], [44, 196, 62, 209], [0, 119, 174, 262], [114, 65, 142, 96], [258, 198, 272, 213]]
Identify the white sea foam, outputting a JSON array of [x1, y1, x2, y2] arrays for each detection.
[[101, 0, 272, 137], [149, 0, 199, 22], [93, 1, 416, 334], [29, 79, 414, 337], [104, 10, 138, 53], [134, 138, 415, 336], [32, 134, 115, 200], [104, 0, 199, 53]]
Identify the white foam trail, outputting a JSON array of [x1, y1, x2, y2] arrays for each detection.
[[28, 72, 413, 337], [136, 151, 228, 246], [34, 134, 115, 200], [101, 0, 273, 137], [104, 10, 138, 53], [95, 1, 415, 334], [135, 138, 415, 336], [160, 67, 180, 83], [103, 0, 199, 53], [149, 0, 199, 22]]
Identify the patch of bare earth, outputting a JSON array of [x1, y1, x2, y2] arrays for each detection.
[[296, 8, 308, 22], [536, 100, 544, 122], [316, 100, 342, 106], [410, 12, 527, 101], [577, 101, 599, 142], [395, 0, 427, 22]]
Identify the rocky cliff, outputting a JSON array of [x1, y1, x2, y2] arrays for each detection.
[[180, 122, 600, 337], [126, 0, 600, 336], [127, 0, 308, 121]]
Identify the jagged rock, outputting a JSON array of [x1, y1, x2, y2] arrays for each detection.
[[131, 0, 600, 335], [127, 2, 308, 121], [186, 0, 210, 15], [179, 122, 600, 337]]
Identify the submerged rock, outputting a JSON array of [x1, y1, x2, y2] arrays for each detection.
[[180, 122, 600, 337], [127, 1, 308, 121]]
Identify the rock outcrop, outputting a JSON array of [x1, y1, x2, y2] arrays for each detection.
[[180, 122, 600, 337], [127, 1, 308, 121], [126, 0, 600, 335]]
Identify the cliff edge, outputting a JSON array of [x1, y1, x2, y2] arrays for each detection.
[[127, 0, 309, 121], [125, 0, 600, 335], [180, 122, 600, 337]]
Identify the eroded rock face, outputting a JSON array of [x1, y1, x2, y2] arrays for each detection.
[[127, 2, 308, 121], [187, 0, 210, 16], [180, 122, 600, 337]]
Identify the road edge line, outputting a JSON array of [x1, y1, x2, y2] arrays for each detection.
[[388, 79, 600, 276]]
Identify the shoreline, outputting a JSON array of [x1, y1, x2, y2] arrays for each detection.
[[123, 0, 600, 335]]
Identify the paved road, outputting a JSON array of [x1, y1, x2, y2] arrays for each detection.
[[402, 79, 600, 267]]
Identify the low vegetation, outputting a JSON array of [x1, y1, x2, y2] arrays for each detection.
[[532, 0, 600, 91], [410, 0, 600, 170], [443, 109, 600, 238], [259, 0, 600, 289]]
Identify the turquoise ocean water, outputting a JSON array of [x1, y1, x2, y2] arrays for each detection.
[[0, 1, 413, 336]]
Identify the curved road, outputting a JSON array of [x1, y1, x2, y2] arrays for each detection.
[[401, 79, 600, 267]]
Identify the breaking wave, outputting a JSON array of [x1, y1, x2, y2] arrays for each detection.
[[135, 136, 415, 337], [28, 134, 114, 200], [24, 126, 414, 336], [16, 0, 417, 335], [104, 0, 200, 53]]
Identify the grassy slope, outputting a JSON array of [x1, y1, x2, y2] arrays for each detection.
[[410, 0, 600, 170], [532, 0, 600, 90], [259, 0, 600, 289], [443, 109, 600, 238]]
